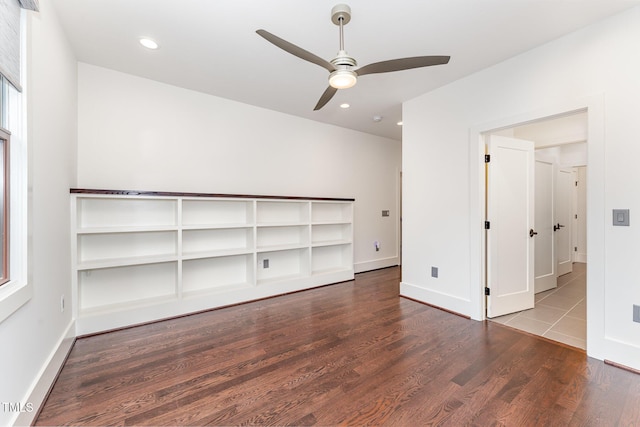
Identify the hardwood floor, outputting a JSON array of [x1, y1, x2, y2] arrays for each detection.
[[36, 267, 640, 426]]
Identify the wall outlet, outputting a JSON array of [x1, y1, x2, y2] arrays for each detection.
[[634, 304, 640, 323], [431, 267, 438, 278], [263, 259, 269, 269], [382, 210, 390, 217], [60, 295, 65, 313]]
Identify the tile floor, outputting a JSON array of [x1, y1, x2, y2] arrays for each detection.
[[490, 262, 586, 350]]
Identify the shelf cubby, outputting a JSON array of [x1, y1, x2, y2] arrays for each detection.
[[312, 223, 352, 246], [257, 248, 309, 285], [311, 201, 352, 224], [256, 225, 309, 251], [78, 231, 177, 265], [182, 228, 253, 257], [312, 244, 353, 275], [256, 201, 309, 225], [182, 254, 253, 295], [78, 262, 178, 312], [77, 197, 177, 229], [182, 199, 254, 227]]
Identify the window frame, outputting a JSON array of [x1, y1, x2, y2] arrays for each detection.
[[0, 127, 8, 285]]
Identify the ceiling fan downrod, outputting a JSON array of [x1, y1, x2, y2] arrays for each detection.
[[329, 4, 357, 89]]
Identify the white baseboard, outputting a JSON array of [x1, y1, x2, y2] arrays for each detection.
[[400, 281, 474, 319], [354, 256, 399, 274], [575, 253, 587, 263], [13, 320, 75, 427]]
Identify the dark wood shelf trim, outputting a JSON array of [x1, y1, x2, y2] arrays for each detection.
[[70, 188, 355, 202]]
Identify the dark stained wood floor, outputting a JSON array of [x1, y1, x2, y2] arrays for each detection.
[[36, 267, 640, 426]]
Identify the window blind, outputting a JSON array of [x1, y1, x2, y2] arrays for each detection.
[[0, 0, 39, 92]]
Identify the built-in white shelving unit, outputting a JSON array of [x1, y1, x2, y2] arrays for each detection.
[[71, 189, 354, 335]]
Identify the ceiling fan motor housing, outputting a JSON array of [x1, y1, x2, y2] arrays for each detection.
[[331, 4, 352, 25]]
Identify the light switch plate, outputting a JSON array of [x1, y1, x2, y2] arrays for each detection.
[[382, 210, 390, 217], [431, 267, 438, 278], [634, 304, 640, 323], [613, 209, 630, 226]]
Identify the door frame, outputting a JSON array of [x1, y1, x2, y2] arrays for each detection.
[[468, 95, 605, 359]]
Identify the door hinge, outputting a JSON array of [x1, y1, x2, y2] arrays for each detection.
[[484, 221, 490, 230], [575, 181, 578, 187], [575, 246, 578, 252], [485, 287, 491, 296], [484, 154, 491, 163], [575, 214, 578, 219]]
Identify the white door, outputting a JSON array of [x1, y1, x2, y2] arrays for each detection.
[[486, 135, 535, 318], [534, 160, 557, 293], [556, 169, 574, 276]]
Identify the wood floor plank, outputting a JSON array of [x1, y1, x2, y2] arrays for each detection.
[[35, 267, 640, 426]]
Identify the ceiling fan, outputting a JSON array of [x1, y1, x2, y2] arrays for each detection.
[[256, 4, 450, 111]]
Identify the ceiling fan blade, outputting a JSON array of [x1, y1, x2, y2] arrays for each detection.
[[356, 56, 450, 77], [314, 86, 338, 111], [256, 29, 336, 73]]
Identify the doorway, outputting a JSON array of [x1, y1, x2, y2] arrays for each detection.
[[484, 112, 588, 349]]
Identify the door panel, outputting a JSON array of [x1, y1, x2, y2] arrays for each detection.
[[534, 160, 557, 293], [556, 169, 574, 276], [486, 135, 535, 318]]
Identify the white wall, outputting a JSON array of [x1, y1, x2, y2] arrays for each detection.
[[77, 63, 401, 272], [0, 1, 77, 426], [402, 6, 640, 370]]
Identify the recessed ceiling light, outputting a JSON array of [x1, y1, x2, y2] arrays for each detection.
[[340, 103, 350, 109], [397, 121, 403, 126], [139, 38, 159, 50], [373, 115, 383, 122]]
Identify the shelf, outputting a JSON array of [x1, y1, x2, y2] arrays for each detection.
[[71, 191, 354, 334], [256, 273, 306, 286], [181, 223, 253, 231], [79, 294, 178, 316], [311, 240, 351, 248], [77, 225, 180, 234], [182, 248, 254, 260], [311, 266, 354, 277], [256, 243, 308, 253], [77, 254, 178, 270]]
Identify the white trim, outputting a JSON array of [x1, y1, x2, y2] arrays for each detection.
[[13, 321, 75, 427], [468, 94, 606, 358], [400, 281, 471, 315], [354, 256, 399, 274]]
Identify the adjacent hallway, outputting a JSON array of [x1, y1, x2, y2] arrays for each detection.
[[491, 263, 586, 349]]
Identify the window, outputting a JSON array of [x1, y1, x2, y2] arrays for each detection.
[[0, 65, 28, 323]]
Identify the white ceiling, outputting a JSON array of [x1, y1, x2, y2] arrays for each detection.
[[50, 0, 640, 141]]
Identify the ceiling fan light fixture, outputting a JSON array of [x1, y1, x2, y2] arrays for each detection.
[[329, 69, 357, 89]]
